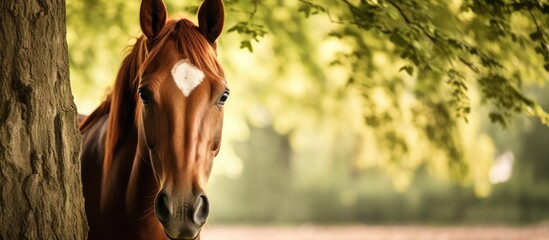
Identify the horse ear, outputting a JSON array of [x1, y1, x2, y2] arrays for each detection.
[[140, 0, 167, 40], [198, 0, 225, 44]]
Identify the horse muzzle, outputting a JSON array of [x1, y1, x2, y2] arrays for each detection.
[[155, 191, 210, 240]]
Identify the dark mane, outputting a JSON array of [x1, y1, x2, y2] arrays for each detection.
[[80, 18, 222, 163]]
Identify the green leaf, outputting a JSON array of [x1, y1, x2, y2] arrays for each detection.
[[228, 22, 246, 33], [399, 65, 414, 76], [529, 30, 542, 41], [298, 4, 312, 17], [489, 112, 507, 127], [240, 40, 253, 52], [298, 0, 325, 18]]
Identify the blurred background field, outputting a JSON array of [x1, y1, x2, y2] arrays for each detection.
[[67, 0, 549, 236], [201, 225, 549, 240]]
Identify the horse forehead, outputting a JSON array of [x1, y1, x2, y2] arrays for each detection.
[[171, 60, 205, 97]]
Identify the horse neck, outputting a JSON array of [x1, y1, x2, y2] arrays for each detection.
[[125, 148, 163, 234], [99, 37, 165, 237], [99, 36, 148, 215]]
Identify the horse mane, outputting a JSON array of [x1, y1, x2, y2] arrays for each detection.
[[80, 18, 222, 164], [80, 35, 147, 150]]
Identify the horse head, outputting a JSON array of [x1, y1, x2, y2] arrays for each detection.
[[137, 0, 226, 238]]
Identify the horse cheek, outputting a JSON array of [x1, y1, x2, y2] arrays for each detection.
[[142, 107, 157, 150]]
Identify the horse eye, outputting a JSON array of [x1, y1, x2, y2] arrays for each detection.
[[218, 92, 229, 106], [138, 89, 152, 104]]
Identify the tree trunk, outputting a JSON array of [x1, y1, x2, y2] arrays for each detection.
[[0, 0, 87, 239]]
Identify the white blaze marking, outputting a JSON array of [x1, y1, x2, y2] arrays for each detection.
[[171, 60, 205, 97]]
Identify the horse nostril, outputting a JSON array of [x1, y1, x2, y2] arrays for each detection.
[[155, 191, 172, 221], [193, 194, 209, 226]]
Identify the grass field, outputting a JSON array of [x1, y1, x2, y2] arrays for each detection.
[[201, 224, 549, 240]]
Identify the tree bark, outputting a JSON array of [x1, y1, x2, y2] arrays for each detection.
[[0, 0, 87, 239]]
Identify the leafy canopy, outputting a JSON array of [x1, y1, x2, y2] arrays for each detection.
[[231, 0, 549, 126], [225, 0, 549, 183]]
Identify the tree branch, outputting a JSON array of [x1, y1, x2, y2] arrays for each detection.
[[528, 9, 548, 49], [339, 0, 370, 30], [249, 0, 258, 22], [386, 0, 483, 74], [386, 0, 412, 24]]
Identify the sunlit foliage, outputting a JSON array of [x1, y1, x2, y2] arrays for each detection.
[[222, 0, 549, 188], [235, 0, 549, 124]]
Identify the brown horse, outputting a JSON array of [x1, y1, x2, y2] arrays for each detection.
[[79, 0, 227, 239]]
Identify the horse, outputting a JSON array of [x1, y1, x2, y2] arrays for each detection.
[[79, 0, 227, 239]]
